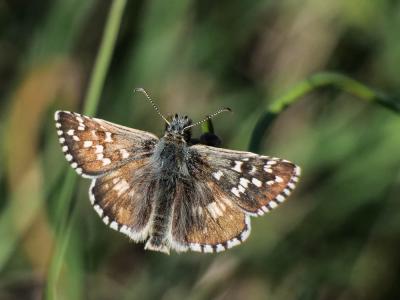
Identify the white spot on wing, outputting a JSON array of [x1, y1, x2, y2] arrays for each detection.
[[295, 166, 301, 175], [93, 204, 103, 217], [102, 158, 111, 166], [216, 244, 225, 252], [203, 245, 213, 253], [240, 216, 251, 241], [95, 145, 103, 154], [120, 225, 130, 235], [251, 178, 262, 187], [269, 201, 278, 208], [105, 132, 113, 142], [232, 161, 243, 172], [113, 179, 129, 196], [110, 221, 119, 230], [227, 238, 240, 248], [239, 177, 250, 188], [276, 194, 286, 202], [190, 243, 202, 252], [212, 170, 224, 180], [264, 166, 273, 173], [207, 202, 223, 219], [67, 129, 74, 136], [120, 149, 129, 159], [73, 135, 80, 141], [231, 187, 240, 197], [262, 206, 270, 213], [89, 180, 96, 204], [83, 141, 93, 148]]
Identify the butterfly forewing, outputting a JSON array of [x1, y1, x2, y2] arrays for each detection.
[[190, 145, 301, 216], [55, 111, 158, 177]]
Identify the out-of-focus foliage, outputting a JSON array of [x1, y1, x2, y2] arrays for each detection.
[[1, 0, 400, 299]]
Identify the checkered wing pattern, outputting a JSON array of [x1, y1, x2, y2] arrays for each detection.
[[171, 145, 300, 253], [55, 110, 159, 241], [54, 111, 158, 178], [171, 179, 250, 253], [89, 158, 155, 241]]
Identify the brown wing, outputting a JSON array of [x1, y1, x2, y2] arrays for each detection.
[[89, 158, 155, 242], [170, 179, 250, 253], [170, 145, 300, 253], [190, 145, 301, 216], [54, 110, 158, 178]]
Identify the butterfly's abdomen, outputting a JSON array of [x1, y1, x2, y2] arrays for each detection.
[[145, 138, 188, 253]]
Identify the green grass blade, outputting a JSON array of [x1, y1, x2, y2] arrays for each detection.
[[45, 1, 127, 299], [249, 71, 400, 152]]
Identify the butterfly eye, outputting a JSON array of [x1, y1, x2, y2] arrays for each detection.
[[174, 113, 178, 119]]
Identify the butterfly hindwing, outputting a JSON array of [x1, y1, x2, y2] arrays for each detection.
[[89, 158, 155, 241], [54, 111, 158, 177], [171, 179, 250, 253]]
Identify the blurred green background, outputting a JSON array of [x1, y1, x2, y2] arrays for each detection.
[[1, 0, 400, 299]]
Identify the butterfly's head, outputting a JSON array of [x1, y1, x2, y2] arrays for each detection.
[[134, 88, 231, 143], [165, 113, 192, 142]]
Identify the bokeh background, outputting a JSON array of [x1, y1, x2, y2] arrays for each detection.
[[1, 0, 400, 299]]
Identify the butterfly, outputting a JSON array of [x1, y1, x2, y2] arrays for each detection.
[[54, 88, 301, 254]]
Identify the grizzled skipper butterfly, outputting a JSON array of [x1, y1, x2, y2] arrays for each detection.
[[55, 88, 300, 254]]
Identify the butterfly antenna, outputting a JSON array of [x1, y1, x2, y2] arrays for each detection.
[[183, 107, 232, 131], [134, 88, 170, 125]]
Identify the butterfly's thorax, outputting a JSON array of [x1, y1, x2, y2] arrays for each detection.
[[148, 134, 191, 250]]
